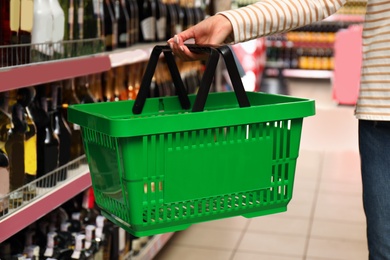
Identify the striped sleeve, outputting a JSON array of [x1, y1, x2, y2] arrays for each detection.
[[355, 0, 390, 120], [219, 0, 347, 43]]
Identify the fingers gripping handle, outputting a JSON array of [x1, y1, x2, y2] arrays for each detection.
[[132, 44, 250, 115]]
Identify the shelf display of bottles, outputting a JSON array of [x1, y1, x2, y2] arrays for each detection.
[[0, 187, 160, 259], [0, 0, 209, 69], [265, 19, 363, 73]]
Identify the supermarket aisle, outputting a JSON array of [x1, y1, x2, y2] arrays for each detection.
[[154, 78, 367, 260]]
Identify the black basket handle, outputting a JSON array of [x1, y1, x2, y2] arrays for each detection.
[[132, 44, 250, 114]]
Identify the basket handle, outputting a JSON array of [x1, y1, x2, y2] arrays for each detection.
[[132, 44, 251, 114]]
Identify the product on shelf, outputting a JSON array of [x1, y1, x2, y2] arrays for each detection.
[[6, 99, 27, 209], [17, 87, 38, 200], [0, 92, 11, 216], [49, 0, 66, 55], [138, 0, 157, 42], [155, 0, 167, 42], [117, 0, 131, 48], [61, 79, 84, 168], [103, 0, 118, 51], [29, 85, 60, 187], [51, 83, 72, 181], [164, 0, 178, 40], [32, 0, 54, 59]]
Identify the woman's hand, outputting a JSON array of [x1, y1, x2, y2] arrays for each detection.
[[167, 14, 234, 61]]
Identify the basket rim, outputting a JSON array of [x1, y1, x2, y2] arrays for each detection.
[[68, 91, 316, 137]]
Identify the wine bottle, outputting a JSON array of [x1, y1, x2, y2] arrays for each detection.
[[19, 0, 34, 64], [101, 69, 115, 101], [51, 83, 71, 181], [71, 233, 87, 259], [74, 0, 84, 41], [117, 0, 130, 48], [137, 0, 156, 42], [181, 0, 194, 31], [61, 79, 84, 168], [16, 87, 38, 200], [49, 0, 65, 56], [10, 0, 20, 62], [75, 76, 97, 104], [83, 0, 98, 39], [0, 149, 9, 216], [103, 0, 117, 50], [164, 0, 177, 41], [130, 0, 139, 43], [31, 0, 54, 60], [155, 0, 167, 41], [83, 0, 105, 54], [84, 225, 98, 258], [88, 73, 104, 102], [0, 92, 11, 216], [59, 0, 70, 41], [173, 0, 183, 34], [113, 66, 128, 100], [29, 86, 60, 187], [5, 101, 27, 209], [124, 0, 135, 44]]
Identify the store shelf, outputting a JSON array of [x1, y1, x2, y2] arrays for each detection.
[[0, 157, 91, 243], [0, 42, 167, 92], [283, 69, 333, 78], [125, 233, 175, 260], [265, 68, 333, 79]]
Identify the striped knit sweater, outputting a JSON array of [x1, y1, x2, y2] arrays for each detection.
[[220, 0, 390, 121]]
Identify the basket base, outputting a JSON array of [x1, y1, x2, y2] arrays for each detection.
[[100, 209, 192, 237], [100, 205, 288, 237]]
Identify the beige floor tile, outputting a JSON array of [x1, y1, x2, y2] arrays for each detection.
[[295, 150, 324, 182], [299, 108, 358, 153], [155, 244, 233, 260], [282, 198, 314, 219], [306, 238, 368, 260], [310, 219, 366, 242], [195, 216, 250, 231], [232, 251, 302, 260], [168, 225, 243, 250], [313, 191, 365, 223], [320, 151, 361, 184], [237, 232, 306, 257], [247, 214, 310, 236], [318, 179, 362, 195]]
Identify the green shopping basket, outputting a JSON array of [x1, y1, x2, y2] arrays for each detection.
[[68, 44, 315, 237]]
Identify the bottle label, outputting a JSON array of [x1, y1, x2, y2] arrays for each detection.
[[0, 168, 10, 197], [141, 17, 156, 41], [20, 0, 34, 32], [24, 133, 37, 176], [78, 7, 84, 39], [156, 17, 167, 40], [112, 23, 118, 47], [10, 0, 21, 31], [93, 0, 100, 15], [119, 33, 127, 44], [115, 1, 120, 19]]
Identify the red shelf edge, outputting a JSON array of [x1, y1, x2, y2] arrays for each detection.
[[0, 171, 92, 243], [0, 55, 111, 92]]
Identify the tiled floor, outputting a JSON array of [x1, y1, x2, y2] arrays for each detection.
[[154, 78, 367, 260]]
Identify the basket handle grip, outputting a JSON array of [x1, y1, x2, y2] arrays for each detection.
[[132, 44, 251, 114]]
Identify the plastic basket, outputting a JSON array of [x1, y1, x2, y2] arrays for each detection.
[[68, 45, 315, 237]]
